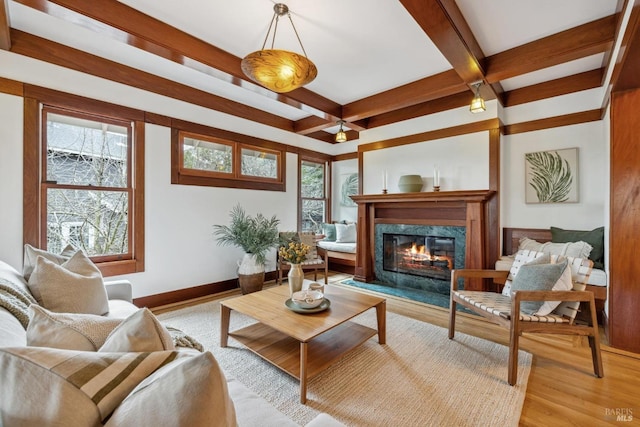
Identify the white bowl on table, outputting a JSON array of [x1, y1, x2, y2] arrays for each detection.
[[291, 290, 324, 309]]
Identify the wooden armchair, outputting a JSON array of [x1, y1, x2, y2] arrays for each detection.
[[277, 232, 328, 285], [448, 255, 603, 386]]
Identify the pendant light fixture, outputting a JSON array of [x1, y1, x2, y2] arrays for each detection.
[[335, 120, 347, 142], [241, 3, 317, 93], [470, 82, 486, 113]]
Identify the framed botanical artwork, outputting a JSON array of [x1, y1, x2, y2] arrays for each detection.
[[340, 173, 359, 207], [525, 148, 578, 204]]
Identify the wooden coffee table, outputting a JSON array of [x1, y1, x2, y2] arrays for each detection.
[[220, 284, 386, 403]]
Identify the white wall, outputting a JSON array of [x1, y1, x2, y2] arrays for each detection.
[[363, 132, 490, 194], [501, 121, 606, 230], [331, 159, 358, 223], [0, 94, 24, 270]]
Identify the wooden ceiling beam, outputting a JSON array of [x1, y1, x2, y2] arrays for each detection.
[[367, 92, 472, 129], [342, 70, 468, 122], [16, 0, 343, 120], [485, 15, 617, 83], [10, 30, 294, 131], [400, 0, 505, 105], [0, 0, 10, 50], [294, 116, 335, 135], [400, 0, 484, 83], [504, 68, 605, 107], [610, 0, 640, 93]]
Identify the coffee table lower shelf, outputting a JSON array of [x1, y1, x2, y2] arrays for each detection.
[[229, 320, 377, 399]]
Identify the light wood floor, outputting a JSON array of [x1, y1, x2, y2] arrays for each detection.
[[155, 272, 640, 426]]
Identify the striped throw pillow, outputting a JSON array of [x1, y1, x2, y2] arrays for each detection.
[[0, 347, 186, 424]]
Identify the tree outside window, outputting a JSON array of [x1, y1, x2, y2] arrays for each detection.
[[44, 109, 132, 259], [300, 159, 326, 232]]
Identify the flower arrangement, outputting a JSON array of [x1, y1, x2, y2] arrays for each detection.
[[278, 241, 310, 265]]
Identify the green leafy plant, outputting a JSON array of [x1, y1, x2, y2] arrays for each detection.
[[213, 204, 280, 266], [526, 151, 573, 203]]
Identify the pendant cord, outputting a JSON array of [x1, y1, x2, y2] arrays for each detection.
[[286, 12, 309, 57]]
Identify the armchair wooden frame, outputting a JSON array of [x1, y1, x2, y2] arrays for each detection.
[[449, 269, 604, 386]]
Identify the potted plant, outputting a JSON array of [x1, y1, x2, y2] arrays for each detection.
[[213, 204, 280, 294]]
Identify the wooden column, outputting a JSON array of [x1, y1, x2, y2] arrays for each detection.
[[609, 89, 640, 353]]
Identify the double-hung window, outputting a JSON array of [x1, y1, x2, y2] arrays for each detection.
[[24, 89, 145, 276], [43, 108, 132, 260], [299, 158, 327, 232]]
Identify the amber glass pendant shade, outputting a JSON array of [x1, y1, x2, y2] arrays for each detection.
[[241, 49, 317, 93], [241, 3, 317, 93]]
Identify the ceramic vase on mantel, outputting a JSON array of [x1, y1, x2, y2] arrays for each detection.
[[288, 263, 304, 297]]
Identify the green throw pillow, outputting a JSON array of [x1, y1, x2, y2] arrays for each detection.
[[550, 226, 604, 269], [322, 223, 336, 241], [510, 259, 568, 315]]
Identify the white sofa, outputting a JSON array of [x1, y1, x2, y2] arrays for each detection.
[[0, 259, 343, 427]]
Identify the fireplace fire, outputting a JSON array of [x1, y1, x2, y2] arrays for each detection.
[[382, 233, 455, 281]]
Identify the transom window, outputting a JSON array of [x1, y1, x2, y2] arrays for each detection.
[[174, 129, 285, 191]]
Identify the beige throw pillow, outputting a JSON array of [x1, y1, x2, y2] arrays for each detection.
[[27, 250, 109, 315], [0, 346, 183, 425], [105, 352, 237, 427], [99, 308, 175, 352], [518, 237, 592, 259], [22, 243, 75, 281], [26, 305, 122, 351]]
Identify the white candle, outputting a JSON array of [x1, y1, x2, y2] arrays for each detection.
[[383, 170, 387, 189], [433, 167, 440, 187]]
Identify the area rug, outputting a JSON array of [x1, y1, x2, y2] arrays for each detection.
[[158, 299, 531, 427], [340, 278, 451, 308]]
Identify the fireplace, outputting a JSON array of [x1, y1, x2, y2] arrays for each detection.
[[374, 224, 465, 294], [351, 191, 497, 291], [382, 233, 455, 281]]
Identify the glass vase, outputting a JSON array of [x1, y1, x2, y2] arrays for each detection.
[[288, 263, 304, 297]]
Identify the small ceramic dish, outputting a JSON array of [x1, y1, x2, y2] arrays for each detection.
[[291, 290, 324, 309]]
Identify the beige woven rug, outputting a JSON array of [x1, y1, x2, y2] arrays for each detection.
[[158, 299, 531, 427]]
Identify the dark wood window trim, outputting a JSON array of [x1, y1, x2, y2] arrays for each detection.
[[171, 121, 286, 192], [23, 87, 145, 277]]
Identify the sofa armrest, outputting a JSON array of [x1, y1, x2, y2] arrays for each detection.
[[104, 280, 133, 303]]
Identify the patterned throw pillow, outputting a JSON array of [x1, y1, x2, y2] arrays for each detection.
[[510, 259, 571, 315], [105, 352, 237, 427], [518, 237, 592, 259], [0, 347, 185, 424], [27, 305, 122, 351]]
